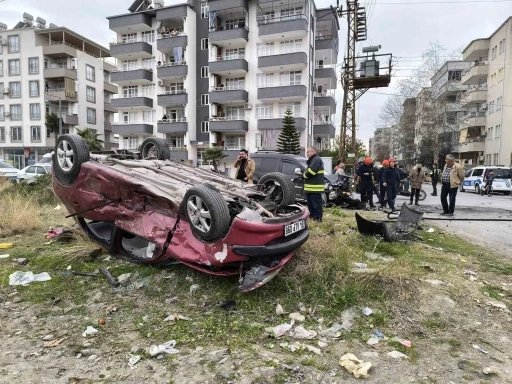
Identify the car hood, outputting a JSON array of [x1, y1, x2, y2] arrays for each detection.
[[324, 174, 340, 183]]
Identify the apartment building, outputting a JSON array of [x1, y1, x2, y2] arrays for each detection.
[[461, 17, 512, 166], [398, 97, 416, 169], [430, 61, 470, 158], [370, 126, 392, 160], [0, 16, 117, 168], [414, 87, 435, 160], [368, 136, 375, 158], [107, 0, 339, 168]]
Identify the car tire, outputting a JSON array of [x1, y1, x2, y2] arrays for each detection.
[[182, 184, 230, 242], [257, 172, 295, 207], [418, 190, 427, 201], [53, 134, 90, 186], [140, 138, 170, 160], [504, 191, 511, 196], [475, 184, 480, 195]]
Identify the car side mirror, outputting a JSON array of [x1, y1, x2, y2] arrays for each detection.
[[294, 168, 302, 175]]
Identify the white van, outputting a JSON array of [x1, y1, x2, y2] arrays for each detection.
[[461, 166, 512, 195]]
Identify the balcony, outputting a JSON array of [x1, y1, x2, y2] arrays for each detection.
[[104, 81, 118, 94], [442, 102, 462, 113], [111, 122, 154, 135], [458, 138, 485, 153], [313, 122, 335, 136], [157, 90, 188, 107], [44, 66, 77, 80], [108, 13, 152, 34], [111, 96, 153, 110], [257, 14, 308, 41], [209, 24, 249, 44], [315, 34, 338, 53], [104, 101, 118, 113], [315, 66, 337, 82], [257, 84, 307, 101], [258, 51, 307, 72], [157, 34, 188, 54], [43, 42, 77, 58], [462, 113, 486, 128], [314, 93, 336, 112], [209, 55, 248, 76], [109, 40, 153, 60], [210, 117, 248, 133], [111, 68, 153, 85], [435, 81, 468, 99], [61, 114, 78, 125], [463, 39, 490, 61], [104, 141, 119, 151], [157, 118, 188, 134], [258, 116, 306, 131], [104, 122, 112, 132], [45, 89, 77, 103], [461, 87, 487, 108], [210, 86, 248, 104], [157, 62, 188, 80], [209, 8, 249, 44], [461, 63, 489, 86]]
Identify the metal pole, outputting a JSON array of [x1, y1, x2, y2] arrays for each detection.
[[58, 97, 62, 137]]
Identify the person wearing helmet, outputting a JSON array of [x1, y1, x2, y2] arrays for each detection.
[[357, 157, 375, 209]]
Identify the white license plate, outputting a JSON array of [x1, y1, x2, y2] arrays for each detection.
[[284, 220, 306, 237]]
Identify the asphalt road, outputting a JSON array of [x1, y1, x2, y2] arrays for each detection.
[[394, 183, 512, 257]]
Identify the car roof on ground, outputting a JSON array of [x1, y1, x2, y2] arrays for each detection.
[[251, 152, 306, 160]]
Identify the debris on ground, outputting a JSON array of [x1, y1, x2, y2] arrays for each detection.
[[189, 284, 200, 294], [0, 243, 13, 249], [318, 341, 328, 348], [397, 339, 412, 348], [340, 308, 357, 331], [289, 326, 317, 339], [0, 254, 10, 258], [320, 323, 344, 338], [421, 264, 435, 272], [472, 344, 488, 354], [117, 273, 133, 286], [339, 353, 372, 379], [44, 337, 67, 348], [163, 314, 192, 323], [9, 271, 51, 286], [362, 307, 373, 316], [373, 331, 384, 339], [54, 205, 62, 210], [98, 318, 106, 325], [220, 300, 236, 311], [483, 366, 499, 375], [387, 351, 409, 359], [82, 326, 98, 337], [366, 336, 380, 346], [14, 258, 28, 265], [280, 342, 321, 355], [289, 312, 305, 322], [266, 322, 293, 338], [487, 301, 508, 311], [127, 354, 141, 369], [148, 340, 179, 357], [276, 303, 284, 315], [424, 279, 450, 286], [427, 228, 435, 233], [45, 227, 72, 239], [100, 267, 119, 287], [353, 262, 367, 269]]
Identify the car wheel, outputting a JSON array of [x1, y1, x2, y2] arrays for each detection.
[[182, 184, 230, 242], [257, 172, 295, 207], [140, 138, 170, 160], [475, 184, 480, 195], [18, 178, 24, 183], [504, 191, 511, 196], [53, 134, 90, 186], [418, 190, 427, 201]]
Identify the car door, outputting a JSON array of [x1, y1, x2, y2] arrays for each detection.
[[23, 166, 37, 181], [35, 166, 47, 178], [281, 160, 304, 199]]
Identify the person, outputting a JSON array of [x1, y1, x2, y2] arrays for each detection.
[[378, 160, 389, 210], [357, 157, 375, 209], [398, 164, 410, 192], [381, 158, 400, 211], [389, 157, 401, 201], [335, 162, 346, 177], [430, 163, 441, 196], [303, 147, 325, 222], [333, 160, 344, 175], [483, 170, 494, 195], [162, 114, 169, 121], [373, 164, 383, 206], [408, 163, 426, 206], [234, 149, 255, 184], [440, 154, 465, 216]]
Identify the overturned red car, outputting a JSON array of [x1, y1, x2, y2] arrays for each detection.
[[51, 134, 310, 291]]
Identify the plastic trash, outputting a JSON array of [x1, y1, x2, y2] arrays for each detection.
[[276, 303, 284, 315], [9, 271, 51, 286], [353, 262, 367, 269], [387, 351, 409, 359], [266, 322, 293, 338], [427, 228, 435, 233], [366, 337, 379, 346], [82, 326, 98, 337], [320, 323, 343, 338], [472, 344, 488, 354], [305, 345, 321, 355], [362, 307, 373, 316], [127, 354, 141, 369], [398, 339, 412, 348], [163, 313, 191, 322], [148, 340, 179, 357], [189, 284, 200, 294], [289, 312, 305, 322], [318, 341, 328, 348], [373, 331, 384, 339], [290, 326, 317, 339], [0, 243, 13, 249], [487, 301, 508, 310], [339, 353, 372, 379], [0, 254, 9, 259], [54, 205, 62, 211]]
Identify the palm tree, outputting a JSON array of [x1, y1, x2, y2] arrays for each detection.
[[76, 128, 104, 151], [204, 146, 228, 173]]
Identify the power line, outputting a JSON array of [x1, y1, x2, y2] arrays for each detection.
[[374, 0, 512, 4]]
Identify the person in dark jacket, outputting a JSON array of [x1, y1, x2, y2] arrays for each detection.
[[430, 163, 441, 196], [378, 160, 389, 210], [357, 157, 375, 209], [380, 158, 400, 211], [303, 147, 325, 222]]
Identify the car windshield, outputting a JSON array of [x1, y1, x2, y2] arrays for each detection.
[[0, 162, 15, 169], [38, 157, 52, 164]]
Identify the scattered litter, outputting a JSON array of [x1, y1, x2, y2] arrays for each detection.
[[298, 303, 306, 312], [318, 341, 328, 348], [424, 279, 448, 286], [472, 344, 488, 354], [398, 339, 412, 348], [0, 254, 9, 259], [289, 312, 305, 322], [127, 354, 141, 369], [164, 313, 192, 323], [362, 307, 373, 316], [469, 275, 477, 282], [9, 271, 51, 286], [82, 326, 98, 337], [148, 340, 179, 357], [483, 366, 498, 375], [340, 308, 357, 331], [276, 304, 284, 315], [117, 273, 132, 286], [44, 241, 53, 245], [189, 284, 200, 294], [427, 228, 435, 233], [305, 345, 321, 355], [220, 300, 236, 311], [98, 319, 106, 325], [165, 297, 178, 304], [45, 227, 71, 239], [289, 326, 317, 339], [42, 335, 54, 341], [339, 353, 372, 379], [280, 342, 321, 355], [366, 337, 380, 346], [185, 276, 194, 282], [0, 243, 13, 249], [14, 258, 28, 265], [266, 322, 293, 338], [421, 264, 435, 272], [54, 205, 62, 211], [487, 301, 508, 311], [44, 337, 67, 348], [106, 305, 118, 314], [100, 267, 119, 287], [460, 258, 467, 263], [320, 323, 343, 338], [387, 351, 409, 359], [353, 262, 367, 269], [464, 270, 477, 276], [373, 331, 384, 339]]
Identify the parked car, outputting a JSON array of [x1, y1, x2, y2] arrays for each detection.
[[36, 152, 54, 166], [0, 160, 18, 181], [16, 164, 52, 183], [461, 166, 512, 195], [52, 135, 310, 292]]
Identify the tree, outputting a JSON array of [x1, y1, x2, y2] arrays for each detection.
[[204, 146, 228, 173], [45, 113, 60, 140], [76, 128, 104, 151], [277, 109, 301, 155]]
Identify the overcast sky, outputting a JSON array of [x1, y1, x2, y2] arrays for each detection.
[[1, 0, 510, 149]]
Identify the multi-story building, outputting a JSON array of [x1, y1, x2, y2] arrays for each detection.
[[398, 97, 416, 169], [430, 61, 470, 160], [414, 87, 435, 160], [0, 16, 117, 168], [461, 17, 511, 166], [106, 0, 339, 170], [368, 136, 375, 159], [371, 126, 392, 161]]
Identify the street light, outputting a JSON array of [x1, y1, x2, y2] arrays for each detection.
[[45, 90, 62, 137]]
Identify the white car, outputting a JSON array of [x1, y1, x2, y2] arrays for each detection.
[[16, 165, 52, 183], [37, 152, 53, 166], [0, 160, 18, 181], [461, 166, 512, 195]]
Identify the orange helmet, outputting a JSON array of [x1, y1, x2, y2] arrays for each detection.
[[382, 160, 390, 166], [364, 157, 372, 165]]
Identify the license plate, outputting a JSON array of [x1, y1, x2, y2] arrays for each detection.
[[284, 220, 306, 237]]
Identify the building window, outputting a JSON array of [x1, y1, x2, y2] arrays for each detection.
[[30, 104, 41, 120], [166, 135, 184, 148], [11, 126, 22, 141], [278, 102, 301, 117], [10, 105, 22, 120], [142, 110, 156, 123], [0, 127, 5, 142], [141, 31, 155, 43], [46, 128, 51, 138], [0, 83, 3, 100], [28, 57, 39, 74], [256, 104, 273, 119], [201, 66, 209, 78], [225, 135, 246, 150], [121, 33, 137, 43], [447, 70, 461, 81], [257, 42, 275, 57], [123, 136, 138, 149], [0, 105, 4, 121], [201, 94, 209, 105], [201, 2, 209, 18], [8, 59, 20, 76], [280, 39, 302, 54], [8, 35, 20, 53], [86, 86, 96, 103], [0, 61, 3, 77], [225, 77, 245, 90], [29, 80, 39, 97], [201, 121, 209, 133], [280, 71, 302, 86], [197, 148, 207, 165], [201, 38, 209, 50], [142, 58, 154, 69], [122, 60, 137, 71], [123, 85, 138, 98], [31, 126, 41, 142], [225, 106, 245, 119], [86, 64, 95, 81], [141, 84, 155, 97], [257, 73, 275, 87], [87, 108, 96, 124]]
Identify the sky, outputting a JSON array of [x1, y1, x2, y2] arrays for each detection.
[[1, 0, 511, 150]]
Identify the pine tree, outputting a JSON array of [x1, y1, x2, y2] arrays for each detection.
[[277, 109, 301, 155]]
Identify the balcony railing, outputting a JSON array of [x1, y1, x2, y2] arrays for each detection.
[[111, 66, 153, 73], [258, 82, 305, 88], [462, 111, 486, 120], [209, 22, 248, 32], [48, 41, 81, 50], [462, 61, 489, 75], [169, 146, 187, 151], [158, 89, 186, 95], [258, 47, 304, 57], [210, 54, 246, 61], [314, 91, 335, 97], [211, 85, 246, 91], [110, 38, 154, 46], [157, 31, 186, 39], [158, 118, 187, 123], [314, 120, 333, 125], [47, 63, 76, 70], [111, 121, 154, 125], [211, 116, 247, 121], [258, 114, 304, 119], [257, 14, 307, 25], [157, 61, 187, 67], [315, 64, 336, 70]]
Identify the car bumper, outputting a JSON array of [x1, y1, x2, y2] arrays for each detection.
[[232, 229, 309, 257]]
